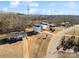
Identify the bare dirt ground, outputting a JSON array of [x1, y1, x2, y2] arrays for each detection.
[[0, 27, 63, 58], [46, 25, 79, 58], [24, 27, 63, 58], [52, 27, 63, 34], [65, 26, 79, 36], [26, 32, 52, 58], [0, 40, 23, 58], [0, 34, 23, 58], [0, 34, 7, 39], [18, 25, 79, 58]]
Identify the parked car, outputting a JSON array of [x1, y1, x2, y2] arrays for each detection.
[[49, 24, 56, 32], [33, 24, 42, 32], [40, 22, 48, 30], [7, 33, 23, 42]]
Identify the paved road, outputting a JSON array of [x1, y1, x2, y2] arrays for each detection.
[[46, 25, 78, 58]]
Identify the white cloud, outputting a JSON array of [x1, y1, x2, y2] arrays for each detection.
[[29, 2, 39, 7], [42, 8, 56, 15], [25, 1, 39, 14], [27, 1, 39, 7], [29, 8, 39, 14], [0, 7, 8, 13], [42, 9, 51, 15], [65, 2, 77, 9], [69, 10, 79, 15], [51, 10, 79, 15], [10, 0, 20, 7], [25, 10, 28, 14], [3, 7, 8, 12], [25, 8, 39, 14], [49, 3, 55, 7]]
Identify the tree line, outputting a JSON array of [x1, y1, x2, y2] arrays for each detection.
[[0, 12, 79, 34]]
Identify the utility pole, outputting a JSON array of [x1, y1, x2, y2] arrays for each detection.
[[23, 3, 30, 58], [27, 4, 30, 15]]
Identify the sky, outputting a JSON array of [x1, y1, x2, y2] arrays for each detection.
[[0, 1, 79, 15]]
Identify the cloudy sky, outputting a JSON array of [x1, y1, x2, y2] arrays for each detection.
[[0, 1, 79, 15]]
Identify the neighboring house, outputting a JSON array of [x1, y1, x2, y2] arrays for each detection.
[[33, 24, 42, 32]]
